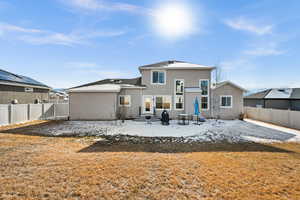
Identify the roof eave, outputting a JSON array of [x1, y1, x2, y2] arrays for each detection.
[[0, 80, 51, 90]]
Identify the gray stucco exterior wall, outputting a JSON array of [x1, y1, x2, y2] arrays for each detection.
[[0, 84, 50, 104], [140, 69, 212, 118], [212, 84, 244, 119], [69, 92, 118, 120], [119, 88, 143, 118]]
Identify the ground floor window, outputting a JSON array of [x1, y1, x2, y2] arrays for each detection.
[[220, 95, 232, 108], [175, 95, 184, 110], [119, 95, 131, 107], [155, 96, 171, 110], [201, 96, 209, 110]]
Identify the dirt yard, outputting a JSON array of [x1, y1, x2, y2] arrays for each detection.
[[1, 121, 300, 200]]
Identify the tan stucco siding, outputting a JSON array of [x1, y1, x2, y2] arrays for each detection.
[[0, 91, 49, 104], [140, 69, 212, 118], [69, 92, 118, 120], [119, 88, 142, 118], [212, 84, 244, 119]]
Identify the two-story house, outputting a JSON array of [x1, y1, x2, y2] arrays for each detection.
[[69, 61, 246, 120]]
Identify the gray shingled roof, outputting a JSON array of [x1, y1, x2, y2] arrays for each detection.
[[0, 68, 50, 88], [139, 60, 215, 70], [245, 88, 300, 99], [71, 77, 143, 89], [139, 60, 184, 68], [244, 89, 271, 99], [291, 88, 300, 99]]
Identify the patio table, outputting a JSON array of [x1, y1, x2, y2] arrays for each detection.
[[177, 114, 190, 125]]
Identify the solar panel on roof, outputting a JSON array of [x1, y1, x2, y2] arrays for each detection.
[[0, 69, 49, 87]]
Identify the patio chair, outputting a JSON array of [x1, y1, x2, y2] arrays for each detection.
[[145, 115, 152, 124]]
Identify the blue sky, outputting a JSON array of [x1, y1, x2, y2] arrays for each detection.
[[0, 0, 299, 89]]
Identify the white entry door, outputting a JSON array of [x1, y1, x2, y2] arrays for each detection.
[[143, 95, 153, 114]]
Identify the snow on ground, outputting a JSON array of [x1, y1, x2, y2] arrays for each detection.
[[31, 119, 300, 143]]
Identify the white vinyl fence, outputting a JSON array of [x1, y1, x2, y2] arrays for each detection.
[[0, 103, 69, 126], [245, 107, 300, 130]]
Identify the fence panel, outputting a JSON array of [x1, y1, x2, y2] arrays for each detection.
[[245, 107, 300, 130], [55, 103, 69, 117], [0, 103, 68, 126], [29, 104, 43, 120], [289, 110, 300, 130], [11, 104, 28, 124], [0, 105, 9, 125], [42, 104, 55, 119]]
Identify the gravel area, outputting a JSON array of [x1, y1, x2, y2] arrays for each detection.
[[6, 119, 300, 143]]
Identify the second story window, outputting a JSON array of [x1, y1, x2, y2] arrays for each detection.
[[200, 80, 209, 95], [152, 71, 165, 84], [200, 80, 209, 110], [175, 80, 184, 95]]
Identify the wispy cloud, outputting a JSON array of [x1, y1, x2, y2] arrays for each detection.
[[0, 22, 126, 46], [243, 41, 284, 56], [224, 17, 273, 35], [0, 23, 43, 34], [60, 0, 147, 15]]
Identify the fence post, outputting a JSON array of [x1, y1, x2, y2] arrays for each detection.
[[54, 103, 56, 119], [42, 103, 45, 120], [8, 104, 12, 125], [27, 104, 30, 121]]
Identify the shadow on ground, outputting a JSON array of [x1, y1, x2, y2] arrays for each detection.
[[0, 121, 65, 137], [78, 138, 293, 153]]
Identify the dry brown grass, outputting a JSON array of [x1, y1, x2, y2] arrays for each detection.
[[0, 122, 300, 200]]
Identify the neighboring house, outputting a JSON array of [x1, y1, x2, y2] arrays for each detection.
[[0, 69, 51, 104], [69, 61, 246, 120], [244, 88, 300, 111], [49, 89, 69, 103]]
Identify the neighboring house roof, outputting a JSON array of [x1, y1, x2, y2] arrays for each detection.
[[290, 88, 300, 99], [264, 88, 293, 99], [213, 81, 247, 92], [69, 84, 121, 93], [71, 77, 144, 89], [139, 60, 215, 70], [0, 68, 50, 89], [244, 89, 271, 99], [245, 88, 300, 99]]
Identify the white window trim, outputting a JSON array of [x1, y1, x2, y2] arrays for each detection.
[[154, 95, 172, 111], [151, 70, 166, 85], [220, 95, 233, 108], [142, 95, 154, 114], [199, 79, 210, 110], [174, 79, 184, 110], [119, 95, 131, 107]]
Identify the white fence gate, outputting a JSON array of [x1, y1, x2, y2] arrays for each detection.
[[0, 103, 69, 126], [245, 107, 300, 130]]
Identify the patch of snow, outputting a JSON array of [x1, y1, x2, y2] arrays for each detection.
[[30, 119, 300, 143]]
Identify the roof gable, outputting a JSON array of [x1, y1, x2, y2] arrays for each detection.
[[213, 81, 247, 92]]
